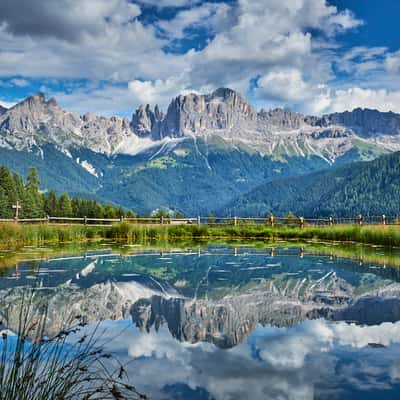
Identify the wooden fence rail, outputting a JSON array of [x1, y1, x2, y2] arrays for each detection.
[[0, 214, 399, 227]]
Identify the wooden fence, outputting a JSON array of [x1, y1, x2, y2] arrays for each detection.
[[0, 214, 399, 227]]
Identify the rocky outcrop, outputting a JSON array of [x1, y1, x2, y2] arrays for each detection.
[[309, 108, 400, 137], [0, 93, 136, 154], [131, 104, 163, 138], [258, 108, 306, 130], [159, 88, 257, 138]]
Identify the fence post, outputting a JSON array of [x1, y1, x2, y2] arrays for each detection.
[[329, 216, 333, 226], [382, 214, 386, 225], [160, 216, 164, 225], [270, 215, 274, 227], [120, 215, 124, 223], [47, 215, 50, 224], [234, 216, 237, 226], [84, 216, 87, 225], [358, 214, 363, 226], [299, 216, 304, 229], [197, 216, 201, 225]]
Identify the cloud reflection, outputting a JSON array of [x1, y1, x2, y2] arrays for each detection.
[[95, 319, 400, 400]]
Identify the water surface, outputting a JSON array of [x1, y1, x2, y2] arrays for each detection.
[[1, 242, 400, 399]]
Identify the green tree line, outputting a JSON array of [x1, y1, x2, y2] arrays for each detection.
[[0, 166, 135, 219]]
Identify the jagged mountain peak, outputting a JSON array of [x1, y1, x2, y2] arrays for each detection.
[[1, 87, 400, 161], [14, 92, 59, 109]]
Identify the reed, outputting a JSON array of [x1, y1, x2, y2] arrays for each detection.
[[0, 223, 107, 249], [0, 292, 145, 399], [2, 221, 400, 248]]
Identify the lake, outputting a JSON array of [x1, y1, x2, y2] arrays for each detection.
[[1, 242, 400, 400]]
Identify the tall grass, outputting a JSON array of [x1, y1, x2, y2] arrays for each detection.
[[0, 292, 146, 399], [105, 222, 400, 247], [2, 221, 400, 248], [0, 223, 107, 249]]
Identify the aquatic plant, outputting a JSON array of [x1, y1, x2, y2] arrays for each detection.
[[0, 293, 146, 399]]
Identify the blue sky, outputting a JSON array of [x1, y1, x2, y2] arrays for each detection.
[[0, 0, 399, 116]]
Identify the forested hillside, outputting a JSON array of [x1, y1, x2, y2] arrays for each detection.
[[225, 152, 400, 217], [0, 166, 134, 219]]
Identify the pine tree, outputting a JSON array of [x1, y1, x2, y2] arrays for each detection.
[[95, 203, 105, 219], [0, 166, 17, 218], [126, 210, 136, 218], [24, 167, 43, 218], [0, 187, 9, 218], [59, 193, 73, 217], [104, 204, 117, 219], [44, 191, 59, 216]]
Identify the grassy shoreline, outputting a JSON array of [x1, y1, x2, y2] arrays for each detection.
[[2, 221, 400, 248]]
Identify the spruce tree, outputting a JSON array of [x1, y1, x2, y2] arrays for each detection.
[[44, 191, 59, 216], [24, 167, 43, 218], [59, 193, 73, 217], [0, 187, 9, 218], [104, 204, 117, 219], [0, 166, 17, 218]]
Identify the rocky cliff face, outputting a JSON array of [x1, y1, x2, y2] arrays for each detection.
[[159, 88, 258, 139], [0, 93, 138, 154], [312, 108, 400, 137], [131, 104, 163, 138], [0, 105, 7, 116], [1, 89, 400, 162]]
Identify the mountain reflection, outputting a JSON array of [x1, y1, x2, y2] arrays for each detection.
[[131, 281, 400, 348], [1, 245, 400, 399]]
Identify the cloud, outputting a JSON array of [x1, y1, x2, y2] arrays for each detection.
[[255, 68, 314, 103], [137, 0, 198, 8], [9, 78, 29, 87], [91, 318, 400, 400], [185, 0, 362, 99], [320, 87, 400, 114], [0, 0, 141, 41], [128, 76, 190, 106], [157, 2, 232, 39], [0, 0, 396, 116], [386, 50, 400, 75]]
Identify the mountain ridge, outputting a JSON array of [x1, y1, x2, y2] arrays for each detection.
[[224, 151, 400, 217], [1, 88, 400, 161]]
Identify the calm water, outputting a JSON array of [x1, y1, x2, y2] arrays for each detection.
[[1, 243, 400, 400]]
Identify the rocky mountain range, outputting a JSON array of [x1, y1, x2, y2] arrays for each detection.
[[2, 88, 400, 160], [1, 87, 400, 214]]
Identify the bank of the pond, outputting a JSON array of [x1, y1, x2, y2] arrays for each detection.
[[2, 222, 400, 248]]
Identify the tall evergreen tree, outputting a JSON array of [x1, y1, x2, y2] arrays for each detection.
[[44, 191, 59, 216], [59, 193, 73, 217], [24, 167, 43, 217], [0, 165, 136, 219], [0, 187, 9, 218], [104, 204, 117, 219], [0, 166, 17, 218]]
